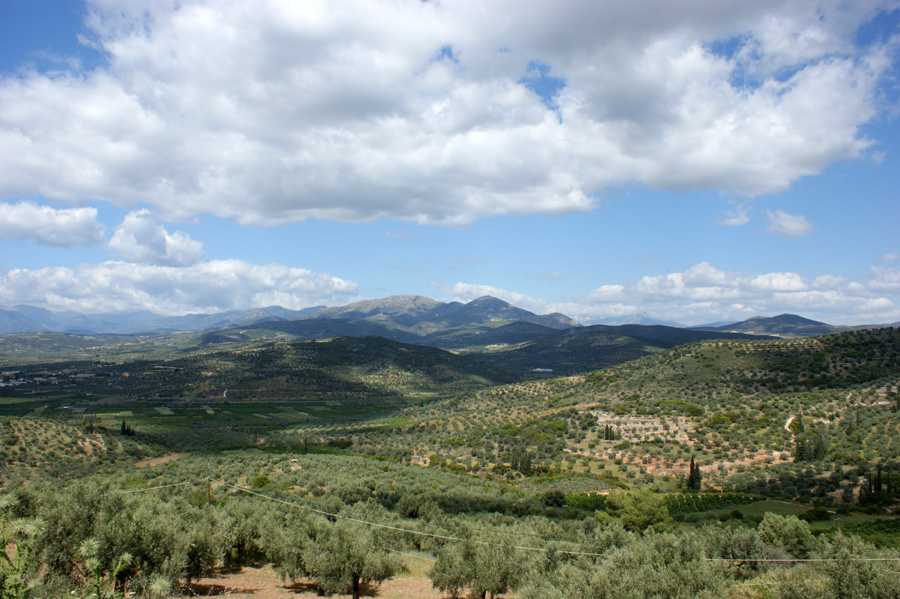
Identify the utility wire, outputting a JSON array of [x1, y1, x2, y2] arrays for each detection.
[[220, 480, 607, 557], [376, 546, 438, 562], [115, 478, 900, 563], [114, 480, 198, 494], [710, 557, 900, 562]]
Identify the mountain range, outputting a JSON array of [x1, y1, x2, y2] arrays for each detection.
[[3, 296, 899, 378], [1, 296, 894, 341], [0, 295, 577, 336]]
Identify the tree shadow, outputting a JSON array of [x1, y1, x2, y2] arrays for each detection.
[[283, 580, 320, 595], [183, 581, 245, 596]]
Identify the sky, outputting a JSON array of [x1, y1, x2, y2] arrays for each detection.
[[0, 0, 899, 326]]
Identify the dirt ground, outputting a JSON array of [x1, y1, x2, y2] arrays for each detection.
[[173, 562, 447, 599], [135, 453, 185, 468]]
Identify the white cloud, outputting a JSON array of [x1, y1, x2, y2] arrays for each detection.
[[435, 260, 900, 325], [573, 261, 899, 325], [682, 262, 729, 287], [0, 0, 894, 225], [880, 251, 900, 263], [0, 259, 358, 315], [766, 209, 814, 237], [108, 209, 204, 266], [0, 201, 104, 246], [749, 272, 807, 292], [870, 266, 900, 294], [718, 206, 750, 227]]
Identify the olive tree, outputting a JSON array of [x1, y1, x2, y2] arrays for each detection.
[[302, 519, 400, 599]]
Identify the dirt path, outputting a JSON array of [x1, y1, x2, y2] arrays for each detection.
[[784, 416, 794, 433], [173, 563, 447, 599], [135, 453, 185, 468]]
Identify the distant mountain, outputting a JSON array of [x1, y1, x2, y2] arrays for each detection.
[[521, 312, 581, 329], [0, 309, 50, 334], [0, 295, 581, 337], [235, 317, 421, 345], [592, 312, 683, 327], [305, 295, 578, 332], [234, 296, 578, 349], [0, 305, 323, 335], [143, 306, 323, 332], [305, 295, 446, 326], [698, 314, 840, 337]]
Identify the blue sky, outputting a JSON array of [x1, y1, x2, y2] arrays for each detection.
[[0, 0, 899, 325]]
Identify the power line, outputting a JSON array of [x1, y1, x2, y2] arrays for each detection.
[[376, 546, 438, 562], [709, 557, 900, 563], [114, 480, 198, 494], [115, 478, 900, 564], [220, 480, 607, 557]]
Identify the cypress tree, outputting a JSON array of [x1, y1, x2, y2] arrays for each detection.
[[687, 456, 702, 491]]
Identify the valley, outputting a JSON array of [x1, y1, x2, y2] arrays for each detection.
[[1, 298, 899, 598]]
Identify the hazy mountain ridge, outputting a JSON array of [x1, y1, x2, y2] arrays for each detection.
[[0, 295, 576, 336], [3, 298, 895, 358], [592, 312, 684, 327], [696, 313, 841, 337], [0, 304, 324, 335]]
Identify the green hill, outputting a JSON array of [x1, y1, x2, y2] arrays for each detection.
[[331, 327, 900, 496], [701, 313, 841, 337], [466, 323, 772, 375]]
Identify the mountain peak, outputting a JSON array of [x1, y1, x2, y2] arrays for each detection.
[[467, 295, 512, 307]]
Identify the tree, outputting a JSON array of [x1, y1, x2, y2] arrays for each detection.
[[430, 540, 526, 599], [430, 541, 475, 598], [687, 455, 702, 491], [540, 489, 566, 508], [606, 489, 671, 533], [757, 513, 815, 558], [302, 519, 399, 599]]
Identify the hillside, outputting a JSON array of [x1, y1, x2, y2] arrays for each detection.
[[4, 326, 899, 491], [701, 313, 841, 337], [467, 323, 773, 375], [0, 336, 516, 450], [0, 417, 157, 483], [307, 327, 900, 497]]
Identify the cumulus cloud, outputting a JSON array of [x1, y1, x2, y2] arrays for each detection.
[[0, 0, 894, 225], [0, 259, 358, 315], [0, 201, 104, 246], [718, 206, 750, 227], [573, 261, 899, 325], [880, 251, 900, 263], [869, 266, 900, 294], [766, 209, 814, 237], [108, 209, 204, 266], [434, 260, 900, 326]]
